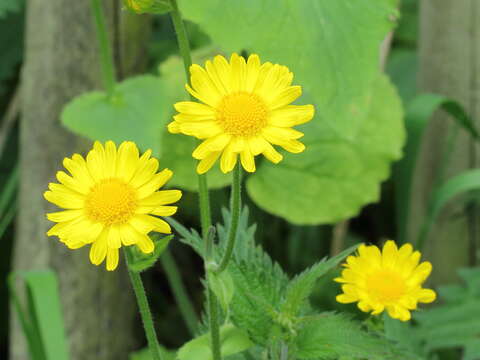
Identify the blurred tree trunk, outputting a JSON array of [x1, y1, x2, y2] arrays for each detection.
[[410, 1, 479, 284], [11, 1, 151, 359]]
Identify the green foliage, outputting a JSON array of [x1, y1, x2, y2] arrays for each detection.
[[61, 75, 168, 156], [416, 169, 480, 249], [129, 346, 176, 360], [128, 234, 174, 272], [177, 324, 254, 360], [208, 269, 235, 314], [416, 268, 480, 360], [8, 270, 69, 360], [394, 93, 479, 245], [180, 0, 404, 225], [280, 246, 358, 318], [123, 0, 172, 15], [247, 75, 404, 225], [294, 314, 410, 360], [0, 12, 24, 96], [0, 0, 23, 18], [386, 49, 417, 104]]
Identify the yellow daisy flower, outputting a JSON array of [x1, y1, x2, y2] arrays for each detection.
[[335, 241, 436, 321], [44, 141, 182, 271], [168, 53, 315, 174]]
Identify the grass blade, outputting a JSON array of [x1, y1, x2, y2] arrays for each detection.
[[395, 94, 479, 244]]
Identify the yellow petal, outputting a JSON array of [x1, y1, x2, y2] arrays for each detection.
[[136, 169, 173, 199], [136, 233, 155, 254], [268, 105, 315, 127], [116, 141, 140, 183], [262, 142, 283, 164], [89, 230, 108, 265], [240, 147, 256, 173], [46, 209, 83, 223], [150, 206, 178, 217], [174, 101, 216, 116], [140, 190, 182, 206], [220, 144, 238, 173], [106, 248, 119, 271], [192, 133, 232, 160], [267, 86, 302, 110], [190, 64, 223, 107], [197, 152, 221, 174]]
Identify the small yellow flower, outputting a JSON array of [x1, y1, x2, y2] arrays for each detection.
[[335, 241, 436, 321], [168, 53, 314, 174], [44, 141, 182, 271]]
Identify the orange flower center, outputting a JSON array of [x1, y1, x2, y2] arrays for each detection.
[[216, 92, 268, 136], [366, 270, 406, 303], [85, 178, 137, 225]]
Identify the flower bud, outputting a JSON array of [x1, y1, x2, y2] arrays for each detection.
[[123, 0, 171, 14]]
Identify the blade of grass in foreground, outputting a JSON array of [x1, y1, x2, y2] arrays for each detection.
[[8, 270, 70, 360], [394, 94, 479, 245]]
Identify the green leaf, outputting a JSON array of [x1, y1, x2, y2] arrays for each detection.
[[61, 75, 168, 156], [8, 270, 69, 360], [295, 314, 410, 360], [0, 12, 24, 95], [181, 1, 404, 224], [280, 245, 358, 317], [416, 169, 480, 249], [177, 324, 254, 360], [248, 74, 404, 224], [129, 346, 176, 360], [208, 270, 235, 314], [0, 0, 23, 18], [416, 267, 480, 358], [180, 0, 397, 138], [128, 235, 174, 272], [394, 93, 480, 244]]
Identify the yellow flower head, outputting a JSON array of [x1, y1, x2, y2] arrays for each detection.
[[335, 241, 436, 321], [168, 53, 315, 174], [44, 141, 182, 271]]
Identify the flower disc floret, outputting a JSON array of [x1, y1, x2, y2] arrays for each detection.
[[44, 141, 182, 271], [335, 240, 436, 321], [168, 53, 315, 174]]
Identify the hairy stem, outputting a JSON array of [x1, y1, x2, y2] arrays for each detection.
[[125, 248, 163, 360]]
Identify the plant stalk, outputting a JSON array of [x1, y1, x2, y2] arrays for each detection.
[[90, 0, 116, 95], [215, 163, 242, 273], [125, 248, 163, 360], [169, 1, 220, 359]]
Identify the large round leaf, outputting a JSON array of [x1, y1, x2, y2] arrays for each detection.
[[179, 0, 404, 224], [247, 75, 404, 224], [180, 0, 399, 138], [61, 75, 167, 156]]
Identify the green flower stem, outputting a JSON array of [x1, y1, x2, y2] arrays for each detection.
[[125, 248, 163, 360], [215, 163, 242, 273], [90, 0, 116, 95], [169, 0, 212, 240], [169, 3, 220, 359], [160, 249, 198, 335]]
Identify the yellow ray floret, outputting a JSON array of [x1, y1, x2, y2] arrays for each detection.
[[168, 53, 315, 174], [335, 240, 436, 321], [44, 141, 182, 271]]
